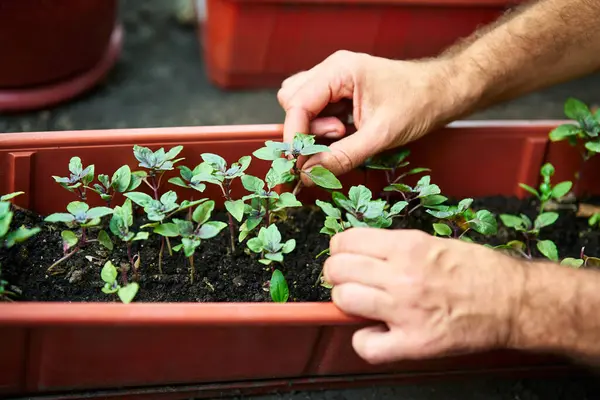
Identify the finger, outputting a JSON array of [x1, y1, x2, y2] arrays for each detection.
[[332, 282, 394, 321], [352, 324, 404, 364], [323, 253, 391, 288], [298, 119, 385, 183], [310, 117, 346, 139], [329, 227, 397, 260]]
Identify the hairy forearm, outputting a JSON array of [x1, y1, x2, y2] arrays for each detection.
[[442, 0, 600, 114], [508, 261, 600, 364]]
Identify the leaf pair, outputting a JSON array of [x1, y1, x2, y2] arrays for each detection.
[[45, 201, 113, 227], [52, 156, 95, 194], [133, 145, 184, 172], [92, 165, 145, 202], [100, 261, 139, 303], [247, 224, 296, 265]]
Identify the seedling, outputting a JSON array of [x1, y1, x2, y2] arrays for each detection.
[[519, 163, 572, 213], [44, 201, 114, 272], [252, 133, 342, 194], [1, 192, 41, 300], [427, 198, 498, 241], [133, 145, 184, 199], [496, 212, 560, 261], [247, 224, 296, 266], [171, 153, 251, 252], [100, 260, 139, 304], [153, 200, 227, 283], [384, 175, 448, 215], [52, 156, 95, 201], [125, 190, 205, 273], [109, 198, 149, 280], [549, 98, 600, 193], [238, 166, 302, 241], [269, 269, 289, 303], [560, 247, 600, 269], [364, 148, 430, 200], [89, 165, 145, 206]]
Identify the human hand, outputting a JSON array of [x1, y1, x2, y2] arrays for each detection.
[[323, 227, 526, 364], [277, 51, 475, 185]]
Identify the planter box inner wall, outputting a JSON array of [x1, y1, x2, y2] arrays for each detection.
[[0, 122, 574, 396]]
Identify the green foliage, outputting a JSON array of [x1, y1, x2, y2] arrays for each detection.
[[52, 156, 95, 200], [519, 163, 572, 211], [90, 165, 145, 204], [364, 148, 430, 180], [100, 261, 139, 303], [270, 269, 289, 303], [426, 198, 497, 240], [125, 190, 204, 222], [109, 199, 148, 243], [45, 201, 113, 227], [498, 212, 560, 261], [246, 224, 296, 265], [549, 98, 600, 159], [133, 145, 184, 172], [385, 175, 448, 210]]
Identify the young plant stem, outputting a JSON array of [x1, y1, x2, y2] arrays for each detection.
[[48, 246, 80, 273], [408, 203, 422, 215], [222, 180, 236, 253], [158, 239, 164, 274], [292, 180, 304, 196], [146, 172, 170, 270], [189, 255, 195, 283], [523, 233, 533, 259], [458, 228, 470, 240]]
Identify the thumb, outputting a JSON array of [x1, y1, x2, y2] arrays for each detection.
[[299, 120, 385, 186]]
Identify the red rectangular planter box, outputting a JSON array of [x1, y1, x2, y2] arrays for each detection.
[[201, 0, 520, 89], [0, 122, 576, 399]]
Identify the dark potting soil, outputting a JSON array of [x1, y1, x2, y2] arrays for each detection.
[[1, 195, 598, 303]]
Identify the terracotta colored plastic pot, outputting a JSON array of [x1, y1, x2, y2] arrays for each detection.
[[201, 0, 520, 89], [0, 122, 575, 398], [0, 0, 122, 112]]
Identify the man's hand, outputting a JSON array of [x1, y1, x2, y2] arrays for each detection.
[[277, 51, 477, 185], [323, 228, 526, 364]]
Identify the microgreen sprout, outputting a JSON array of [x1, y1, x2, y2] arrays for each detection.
[[519, 163, 572, 213], [109, 199, 149, 280], [100, 260, 139, 303], [133, 145, 184, 199], [89, 165, 145, 206], [247, 224, 296, 266], [44, 201, 113, 272], [269, 269, 289, 303], [384, 175, 448, 216], [52, 156, 95, 201], [238, 167, 302, 241], [560, 247, 600, 269], [496, 212, 560, 261], [253, 133, 342, 194], [153, 200, 227, 283], [126, 190, 205, 273], [427, 198, 498, 241], [549, 98, 600, 193], [1, 192, 40, 301], [171, 153, 251, 252]]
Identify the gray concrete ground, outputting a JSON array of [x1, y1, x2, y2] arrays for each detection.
[[2, 1, 600, 399]]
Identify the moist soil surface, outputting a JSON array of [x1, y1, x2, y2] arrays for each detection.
[[2, 195, 597, 303]]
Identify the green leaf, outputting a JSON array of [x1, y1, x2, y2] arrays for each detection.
[[551, 181, 572, 199], [124, 192, 154, 207], [275, 192, 302, 209], [165, 145, 184, 161], [98, 174, 110, 189], [192, 200, 215, 225], [534, 212, 559, 230], [384, 183, 413, 193], [564, 97, 591, 121], [133, 232, 149, 241], [537, 240, 558, 261], [389, 201, 408, 216], [69, 156, 83, 175], [246, 237, 263, 253], [168, 177, 189, 188], [112, 165, 132, 193], [128, 171, 146, 191], [225, 199, 245, 222], [241, 175, 265, 193], [201, 153, 227, 170], [61, 230, 79, 249], [303, 166, 342, 189], [0, 191, 24, 201], [589, 212, 600, 227], [101, 261, 118, 283], [154, 223, 179, 237], [549, 124, 580, 141], [260, 224, 282, 247], [270, 269, 289, 303], [265, 252, 284, 263], [540, 163, 555, 177], [432, 223, 452, 236], [45, 213, 75, 223], [282, 239, 296, 254], [118, 283, 139, 304], [348, 185, 372, 208], [253, 147, 282, 160], [560, 257, 584, 268], [469, 210, 498, 235], [300, 144, 330, 156], [316, 200, 341, 219], [98, 230, 113, 250], [585, 141, 600, 153], [87, 206, 114, 219], [272, 158, 295, 175], [259, 258, 273, 266], [197, 221, 227, 239], [518, 183, 539, 197], [421, 194, 447, 206], [457, 198, 473, 212], [4, 226, 40, 247], [67, 201, 90, 216], [500, 214, 524, 229]]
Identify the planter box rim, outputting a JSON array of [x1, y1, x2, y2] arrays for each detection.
[[226, 0, 518, 6], [0, 120, 566, 149], [0, 302, 366, 326]]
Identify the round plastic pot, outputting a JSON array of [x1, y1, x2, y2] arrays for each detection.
[[201, 0, 521, 89], [0, 122, 574, 398], [0, 0, 121, 111]]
